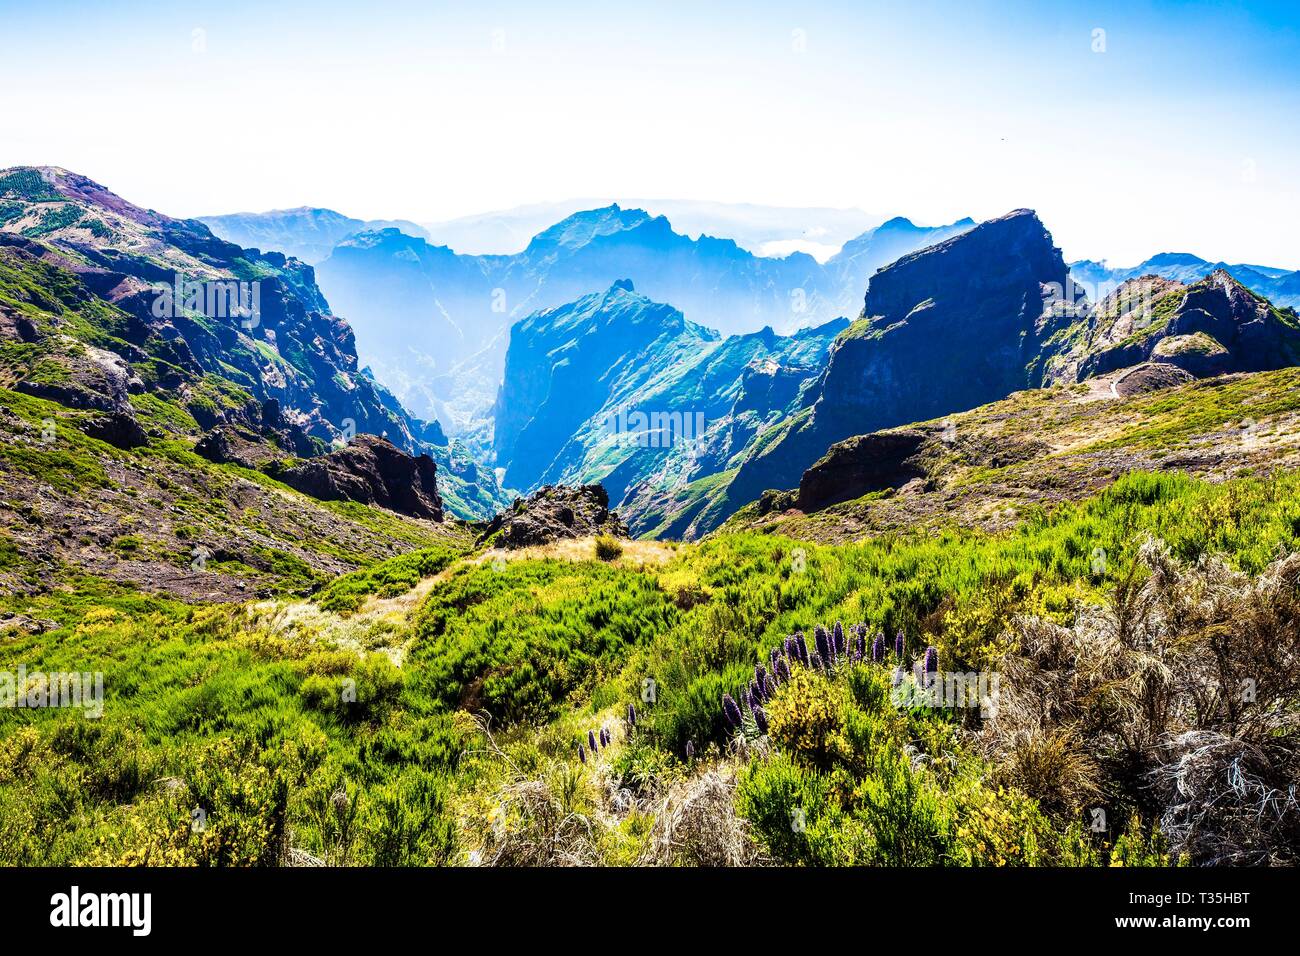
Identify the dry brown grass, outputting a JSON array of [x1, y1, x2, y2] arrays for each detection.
[[982, 538, 1300, 864], [637, 767, 763, 867]]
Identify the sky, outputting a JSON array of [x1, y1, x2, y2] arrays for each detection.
[[1, 0, 1298, 267]]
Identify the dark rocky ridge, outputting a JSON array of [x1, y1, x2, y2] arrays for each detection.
[[1078, 270, 1300, 381], [796, 430, 930, 512], [277, 434, 444, 520], [724, 209, 1083, 513]]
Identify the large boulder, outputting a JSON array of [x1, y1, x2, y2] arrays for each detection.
[[79, 410, 148, 449], [796, 429, 929, 512], [277, 434, 443, 520], [478, 484, 627, 549]]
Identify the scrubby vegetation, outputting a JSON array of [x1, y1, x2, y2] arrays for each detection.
[[3, 468, 1298, 866]]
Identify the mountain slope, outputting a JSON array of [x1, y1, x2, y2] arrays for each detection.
[[0, 166, 506, 519], [725, 362, 1300, 544], [491, 280, 847, 529]]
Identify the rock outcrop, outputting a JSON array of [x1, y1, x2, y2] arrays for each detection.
[[478, 484, 627, 549], [277, 434, 443, 520], [796, 429, 930, 512], [725, 209, 1083, 510], [1079, 270, 1300, 381]]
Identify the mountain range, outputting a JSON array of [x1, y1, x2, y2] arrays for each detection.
[[302, 207, 972, 438], [8, 165, 1300, 871], [487, 210, 1300, 539], [491, 278, 847, 523], [1069, 252, 1300, 309]]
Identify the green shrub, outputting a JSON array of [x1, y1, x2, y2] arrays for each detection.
[[594, 535, 624, 561]]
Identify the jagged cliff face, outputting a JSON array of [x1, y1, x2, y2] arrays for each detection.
[[489, 279, 846, 530], [723, 209, 1083, 510], [0, 166, 508, 519]]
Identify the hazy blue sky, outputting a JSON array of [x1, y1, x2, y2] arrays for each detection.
[[1, 0, 1297, 265]]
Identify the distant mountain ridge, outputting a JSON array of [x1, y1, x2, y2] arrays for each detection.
[[310, 205, 973, 437], [1070, 253, 1300, 309], [199, 207, 430, 265]]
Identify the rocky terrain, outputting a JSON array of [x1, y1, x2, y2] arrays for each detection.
[[1076, 269, 1300, 379], [477, 483, 627, 549], [278, 434, 444, 520], [727, 363, 1300, 542]]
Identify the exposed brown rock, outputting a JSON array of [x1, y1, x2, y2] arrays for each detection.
[[276, 434, 443, 520], [797, 429, 929, 512]]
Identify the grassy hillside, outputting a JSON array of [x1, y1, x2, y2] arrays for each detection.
[[725, 365, 1300, 543], [4, 468, 1298, 865]]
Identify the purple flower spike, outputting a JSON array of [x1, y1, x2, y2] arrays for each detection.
[[589, 730, 598, 753], [578, 743, 586, 763], [753, 707, 769, 735], [770, 648, 781, 674], [763, 674, 777, 699], [810, 651, 823, 671], [814, 626, 830, 666], [722, 693, 742, 727], [755, 663, 768, 690], [627, 703, 637, 726], [833, 621, 845, 658], [749, 680, 764, 709], [895, 629, 905, 660], [872, 633, 885, 664], [783, 636, 794, 659], [775, 656, 791, 683], [685, 740, 695, 760]]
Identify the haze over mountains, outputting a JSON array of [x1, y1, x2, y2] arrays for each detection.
[[244, 206, 974, 438], [199, 208, 432, 266], [420, 199, 884, 260]]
